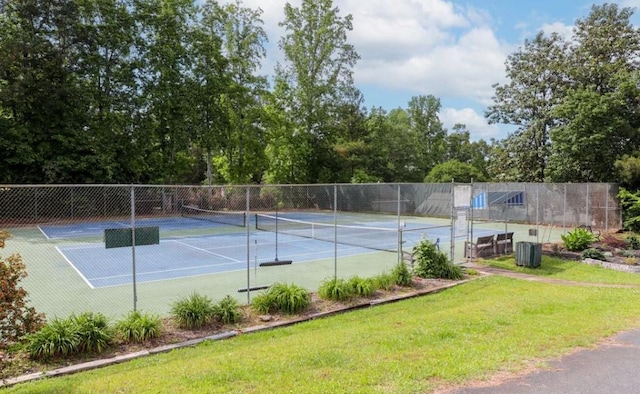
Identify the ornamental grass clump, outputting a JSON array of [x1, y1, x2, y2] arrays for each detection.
[[115, 310, 162, 343], [171, 292, 216, 329]]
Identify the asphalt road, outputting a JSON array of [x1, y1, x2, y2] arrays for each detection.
[[450, 329, 640, 394]]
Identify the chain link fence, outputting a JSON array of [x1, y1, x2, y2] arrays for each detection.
[[0, 183, 620, 319]]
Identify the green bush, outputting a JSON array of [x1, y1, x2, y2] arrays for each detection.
[[72, 312, 114, 353], [318, 278, 353, 301], [581, 248, 606, 261], [252, 283, 311, 315], [372, 272, 395, 291], [26, 318, 79, 360], [347, 276, 374, 298], [268, 283, 311, 314], [0, 230, 45, 349], [413, 239, 463, 280], [171, 293, 216, 329], [115, 311, 162, 343], [250, 292, 275, 315], [618, 188, 640, 232], [561, 228, 596, 251], [628, 234, 640, 250], [213, 295, 241, 325], [391, 262, 413, 286]]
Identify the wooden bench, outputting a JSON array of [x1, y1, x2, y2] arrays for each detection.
[[464, 235, 496, 258], [495, 232, 514, 254]]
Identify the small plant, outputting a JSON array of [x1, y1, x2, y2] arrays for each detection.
[[250, 292, 275, 314], [318, 278, 353, 301], [413, 239, 463, 280], [464, 268, 480, 276], [115, 310, 162, 343], [624, 256, 639, 265], [627, 234, 640, 250], [72, 312, 114, 353], [268, 283, 311, 314], [372, 272, 395, 291], [171, 292, 216, 329], [213, 295, 241, 325], [347, 276, 374, 298], [561, 227, 595, 251], [0, 230, 45, 349], [581, 248, 606, 261], [252, 283, 311, 315], [26, 318, 79, 360], [391, 262, 413, 286]]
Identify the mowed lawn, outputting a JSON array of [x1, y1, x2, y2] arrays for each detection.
[[7, 259, 640, 394]]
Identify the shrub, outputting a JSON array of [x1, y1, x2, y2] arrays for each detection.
[[26, 318, 79, 360], [561, 228, 596, 251], [581, 248, 606, 261], [372, 272, 395, 291], [0, 230, 45, 349], [268, 283, 311, 314], [72, 312, 114, 353], [250, 292, 275, 315], [628, 234, 640, 250], [618, 188, 640, 232], [318, 278, 353, 301], [413, 239, 463, 280], [347, 276, 374, 298], [115, 310, 162, 343], [391, 262, 413, 286], [171, 293, 216, 329], [213, 295, 241, 325]]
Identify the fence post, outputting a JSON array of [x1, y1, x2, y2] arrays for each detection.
[[333, 184, 337, 279], [245, 186, 251, 303], [130, 185, 137, 312]]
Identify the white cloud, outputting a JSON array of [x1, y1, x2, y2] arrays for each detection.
[[440, 107, 500, 140], [540, 22, 574, 40]]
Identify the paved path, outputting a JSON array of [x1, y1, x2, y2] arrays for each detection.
[[448, 264, 640, 394]]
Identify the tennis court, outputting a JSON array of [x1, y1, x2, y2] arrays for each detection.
[[46, 211, 483, 289]]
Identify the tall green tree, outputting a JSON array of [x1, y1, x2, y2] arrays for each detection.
[[269, 0, 360, 183], [203, 0, 269, 184], [486, 31, 568, 181], [408, 95, 446, 179], [134, 0, 199, 184], [548, 4, 640, 182], [0, 0, 100, 182]]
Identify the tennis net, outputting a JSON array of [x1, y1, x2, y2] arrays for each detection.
[[255, 213, 401, 252], [181, 205, 247, 227]]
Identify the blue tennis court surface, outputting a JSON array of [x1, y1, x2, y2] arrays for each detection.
[[57, 232, 388, 288]]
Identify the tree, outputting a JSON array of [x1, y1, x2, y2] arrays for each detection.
[[408, 95, 446, 178], [424, 160, 487, 183], [548, 4, 640, 182], [270, 0, 360, 183], [0, 0, 102, 182], [201, 0, 269, 184], [486, 31, 568, 181], [134, 0, 199, 184]]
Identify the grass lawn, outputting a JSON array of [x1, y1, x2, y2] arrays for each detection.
[[6, 264, 640, 394]]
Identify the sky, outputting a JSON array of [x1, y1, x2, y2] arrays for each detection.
[[220, 0, 640, 141]]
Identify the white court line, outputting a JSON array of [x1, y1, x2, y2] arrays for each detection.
[[55, 246, 95, 289], [170, 239, 242, 263], [37, 225, 51, 240], [89, 260, 243, 281]]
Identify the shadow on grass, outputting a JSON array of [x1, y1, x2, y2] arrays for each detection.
[[480, 255, 575, 276]]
